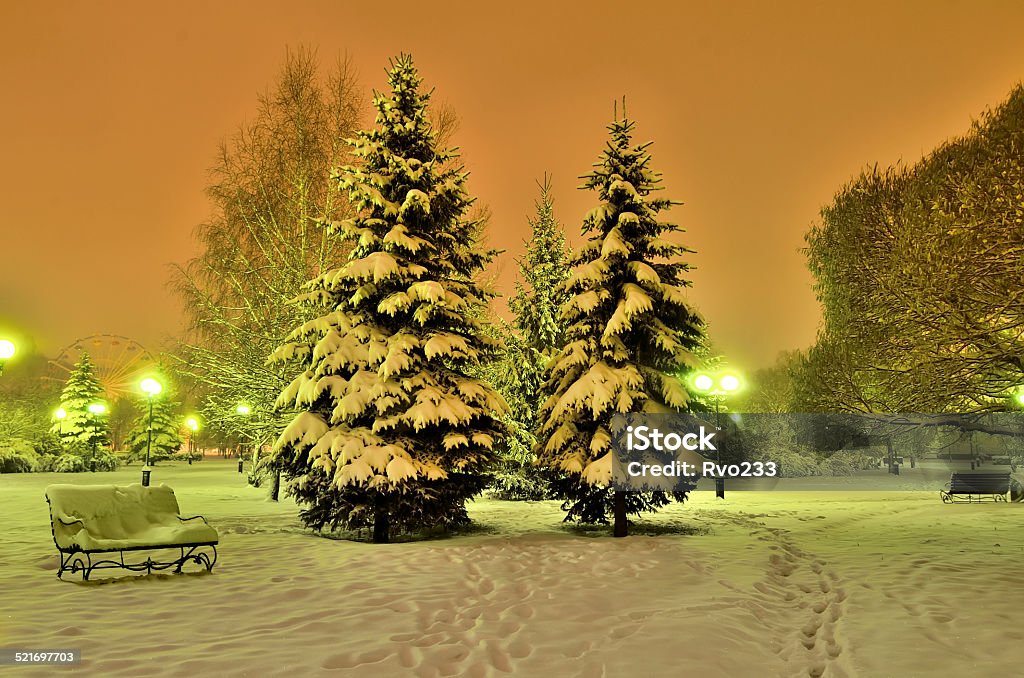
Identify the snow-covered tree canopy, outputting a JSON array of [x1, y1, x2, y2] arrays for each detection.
[[536, 112, 705, 521], [804, 85, 1024, 413], [269, 54, 506, 538]]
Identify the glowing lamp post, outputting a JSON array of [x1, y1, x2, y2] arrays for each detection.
[[0, 339, 15, 376], [236, 404, 251, 474], [86, 402, 107, 464], [185, 417, 200, 465], [54, 407, 67, 448], [140, 377, 163, 487], [692, 370, 743, 498]]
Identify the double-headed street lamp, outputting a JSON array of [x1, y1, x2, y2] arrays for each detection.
[[140, 377, 163, 487], [236, 404, 251, 474], [0, 339, 15, 377], [692, 370, 743, 498], [185, 416, 200, 465]]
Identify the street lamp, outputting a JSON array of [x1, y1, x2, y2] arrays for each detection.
[[54, 407, 67, 448], [691, 370, 743, 498], [86, 402, 107, 465], [140, 377, 163, 487], [0, 339, 15, 376], [185, 416, 200, 465], [236, 404, 251, 474]]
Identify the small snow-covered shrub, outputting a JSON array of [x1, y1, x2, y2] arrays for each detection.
[[52, 454, 87, 473], [87, 451, 119, 472], [763, 448, 820, 477], [61, 451, 119, 472], [1, 438, 37, 457], [33, 454, 58, 472], [489, 461, 551, 501], [171, 450, 202, 462], [32, 434, 63, 457], [754, 446, 874, 477], [0, 449, 34, 473], [818, 453, 856, 477], [0, 439, 38, 473]]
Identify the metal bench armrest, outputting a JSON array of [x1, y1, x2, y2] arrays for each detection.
[[58, 515, 86, 526]]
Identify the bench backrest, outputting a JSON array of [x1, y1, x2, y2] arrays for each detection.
[[45, 484, 183, 550], [948, 473, 1010, 494]]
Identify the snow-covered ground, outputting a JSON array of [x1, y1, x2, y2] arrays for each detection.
[[2, 461, 1021, 677]]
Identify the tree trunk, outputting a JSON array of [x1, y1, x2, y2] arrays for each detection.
[[373, 509, 390, 544], [613, 491, 627, 538], [270, 469, 281, 502]]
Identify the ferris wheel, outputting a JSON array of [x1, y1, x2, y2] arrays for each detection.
[[47, 335, 156, 400]]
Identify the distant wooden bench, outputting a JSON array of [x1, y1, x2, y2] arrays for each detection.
[[939, 472, 1010, 504], [45, 484, 219, 581]]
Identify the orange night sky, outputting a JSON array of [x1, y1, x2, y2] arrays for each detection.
[[2, 0, 1024, 370]]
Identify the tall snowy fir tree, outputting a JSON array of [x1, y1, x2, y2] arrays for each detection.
[[270, 55, 506, 543], [126, 392, 184, 464], [51, 353, 109, 451], [509, 175, 571, 422], [490, 177, 570, 499], [536, 108, 705, 536]]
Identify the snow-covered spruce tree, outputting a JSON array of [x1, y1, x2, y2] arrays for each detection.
[[536, 109, 705, 537], [126, 393, 183, 464], [52, 353, 109, 451], [509, 175, 571, 421], [490, 176, 570, 499], [270, 55, 506, 543]]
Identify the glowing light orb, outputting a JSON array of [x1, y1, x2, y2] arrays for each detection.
[[720, 374, 741, 392], [140, 377, 163, 396]]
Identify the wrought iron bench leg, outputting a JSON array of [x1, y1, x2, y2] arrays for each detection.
[[177, 545, 218, 573], [64, 553, 94, 581]]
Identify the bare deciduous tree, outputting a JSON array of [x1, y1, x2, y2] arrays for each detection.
[[171, 47, 364, 447]]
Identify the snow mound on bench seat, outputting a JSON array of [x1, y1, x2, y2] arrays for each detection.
[[45, 483, 218, 551]]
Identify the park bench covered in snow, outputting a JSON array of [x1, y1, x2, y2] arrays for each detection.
[[939, 472, 1010, 503], [45, 483, 219, 581]]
